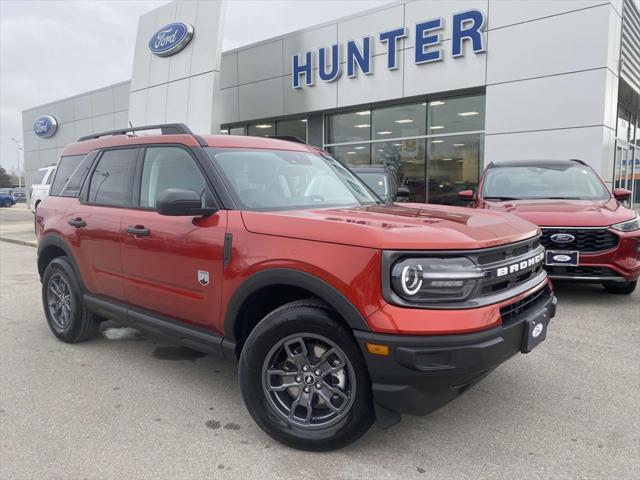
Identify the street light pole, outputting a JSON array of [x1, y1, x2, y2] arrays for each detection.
[[10, 137, 24, 188]]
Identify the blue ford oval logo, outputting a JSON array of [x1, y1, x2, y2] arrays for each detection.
[[550, 233, 575, 244], [148, 22, 194, 57], [33, 115, 58, 138]]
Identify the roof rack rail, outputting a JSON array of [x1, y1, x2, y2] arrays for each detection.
[[77, 123, 195, 142]]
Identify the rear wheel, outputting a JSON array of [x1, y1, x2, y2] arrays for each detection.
[[239, 300, 374, 451], [602, 280, 637, 295], [42, 256, 101, 342]]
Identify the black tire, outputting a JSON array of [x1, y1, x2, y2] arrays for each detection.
[[42, 256, 101, 342], [1, 200, 11, 208], [239, 300, 374, 451], [602, 280, 637, 295]]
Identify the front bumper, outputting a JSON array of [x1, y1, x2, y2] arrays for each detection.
[[354, 287, 557, 417]]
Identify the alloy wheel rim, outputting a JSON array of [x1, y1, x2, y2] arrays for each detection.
[[262, 333, 356, 429], [47, 273, 73, 330]]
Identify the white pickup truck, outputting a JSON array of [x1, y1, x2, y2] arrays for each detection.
[[29, 166, 56, 213]]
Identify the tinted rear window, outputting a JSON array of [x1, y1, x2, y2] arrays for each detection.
[[50, 156, 87, 196], [87, 149, 136, 206]]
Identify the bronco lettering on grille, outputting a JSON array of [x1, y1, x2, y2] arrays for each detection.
[[496, 252, 544, 277]]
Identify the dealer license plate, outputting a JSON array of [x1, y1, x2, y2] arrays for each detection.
[[545, 250, 579, 267]]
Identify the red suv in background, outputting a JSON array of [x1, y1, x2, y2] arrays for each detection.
[[35, 124, 556, 450], [459, 159, 640, 294]]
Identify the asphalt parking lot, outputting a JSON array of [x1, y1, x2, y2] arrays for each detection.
[[0, 203, 35, 246], [0, 240, 638, 480]]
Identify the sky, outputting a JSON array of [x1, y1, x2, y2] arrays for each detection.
[[0, 0, 394, 173]]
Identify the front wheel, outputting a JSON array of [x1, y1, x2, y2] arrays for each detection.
[[239, 300, 374, 451], [602, 280, 637, 295]]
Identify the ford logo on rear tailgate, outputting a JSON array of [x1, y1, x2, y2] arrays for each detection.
[[148, 22, 194, 57], [550, 233, 575, 244]]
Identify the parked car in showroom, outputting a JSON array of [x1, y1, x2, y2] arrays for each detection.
[[0, 190, 16, 207], [35, 124, 555, 451], [459, 159, 640, 294], [29, 165, 56, 213], [348, 165, 409, 203]]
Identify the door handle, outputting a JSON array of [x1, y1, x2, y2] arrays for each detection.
[[126, 225, 151, 237], [68, 217, 86, 228]]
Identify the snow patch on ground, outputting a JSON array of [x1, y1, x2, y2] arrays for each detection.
[[102, 327, 142, 340]]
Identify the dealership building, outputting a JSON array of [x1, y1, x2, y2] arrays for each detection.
[[22, 0, 640, 206]]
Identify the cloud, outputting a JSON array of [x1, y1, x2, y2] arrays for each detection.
[[0, 0, 392, 173]]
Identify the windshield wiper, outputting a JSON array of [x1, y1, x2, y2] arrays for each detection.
[[483, 196, 521, 201], [545, 197, 584, 200]]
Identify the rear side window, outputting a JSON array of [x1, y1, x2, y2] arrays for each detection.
[[87, 149, 136, 206], [52, 157, 93, 197], [50, 157, 86, 196]]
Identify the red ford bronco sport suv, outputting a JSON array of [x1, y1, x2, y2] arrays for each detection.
[[36, 124, 556, 451], [459, 160, 640, 294]]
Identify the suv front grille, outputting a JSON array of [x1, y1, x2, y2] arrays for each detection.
[[540, 228, 618, 253], [499, 285, 551, 325], [474, 237, 545, 297]]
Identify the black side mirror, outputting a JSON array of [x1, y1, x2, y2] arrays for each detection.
[[396, 187, 410, 197], [156, 188, 217, 216]]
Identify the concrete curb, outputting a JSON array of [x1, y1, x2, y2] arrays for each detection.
[[0, 237, 37, 248]]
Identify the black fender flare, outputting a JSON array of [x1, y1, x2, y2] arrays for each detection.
[[37, 234, 87, 292], [223, 268, 371, 340]]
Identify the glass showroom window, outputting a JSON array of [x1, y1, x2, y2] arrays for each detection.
[[327, 144, 371, 166], [327, 109, 372, 144], [372, 139, 425, 203], [325, 94, 485, 204], [277, 118, 307, 141], [614, 104, 639, 206], [222, 125, 246, 135], [248, 122, 275, 137], [426, 134, 483, 206]]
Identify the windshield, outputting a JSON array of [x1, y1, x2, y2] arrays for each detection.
[[356, 172, 389, 197], [482, 164, 610, 201], [33, 169, 48, 185], [206, 148, 380, 211]]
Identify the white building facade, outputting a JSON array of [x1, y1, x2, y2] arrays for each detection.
[[22, 0, 640, 206]]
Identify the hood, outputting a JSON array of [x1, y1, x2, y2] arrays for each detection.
[[481, 198, 636, 227], [241, 203, 539, 250]]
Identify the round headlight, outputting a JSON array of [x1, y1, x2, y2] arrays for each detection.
[[401, 264, 423, 295]]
